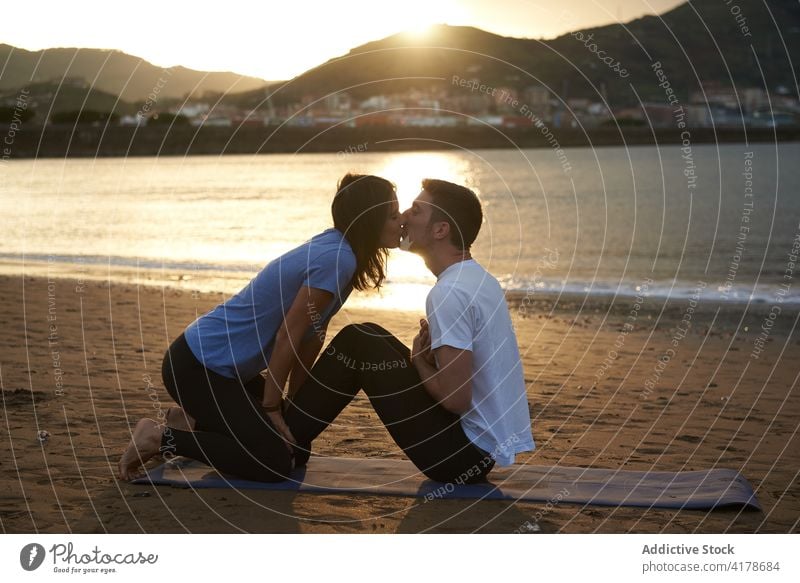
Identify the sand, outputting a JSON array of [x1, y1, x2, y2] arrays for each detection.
[[0, 273, 797, 533]]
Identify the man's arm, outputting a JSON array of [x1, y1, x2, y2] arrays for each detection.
[[412, 322, 473, 415]]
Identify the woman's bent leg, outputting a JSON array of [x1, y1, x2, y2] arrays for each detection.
[[159, 334, 291, 482]]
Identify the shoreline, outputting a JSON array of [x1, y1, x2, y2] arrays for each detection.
[[2, 125, 798, 159], [1, 273, 797, 533], [2, 259, 798, 317]]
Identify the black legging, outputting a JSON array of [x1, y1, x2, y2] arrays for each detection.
[[160, 324, 493, 484], [160, 333, 292, 482], [284, 323, 494, 484]]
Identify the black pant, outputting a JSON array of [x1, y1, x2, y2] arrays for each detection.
[[160, 333, 292, 482], [284, 323, 494, 484]]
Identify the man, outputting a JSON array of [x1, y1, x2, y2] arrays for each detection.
[[284, 179, 534, 483]]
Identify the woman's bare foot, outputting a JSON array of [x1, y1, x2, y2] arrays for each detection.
[[118, 418, 164, 480], [166, 406, 195, 431]]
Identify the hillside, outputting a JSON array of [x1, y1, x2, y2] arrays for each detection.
[[228, 0, 799, 109], [0, 44, 268, 102]]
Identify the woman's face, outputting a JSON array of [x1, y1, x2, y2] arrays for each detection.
[[378, 197, 402, 248]]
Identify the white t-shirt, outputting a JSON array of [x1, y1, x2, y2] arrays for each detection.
[[426, 259, 535, 466]]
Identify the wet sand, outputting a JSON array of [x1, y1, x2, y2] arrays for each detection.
[[0, 274, 797, 533]]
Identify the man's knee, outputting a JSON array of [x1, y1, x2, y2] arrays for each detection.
[[333, 322, 389, 347], [357, 322, 393, 337]]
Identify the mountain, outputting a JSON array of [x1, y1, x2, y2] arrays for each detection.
[[0, 44, 268, 103], [229, 0, 799, 109], [2, 0, 797, 116], [0, 79, 137, 119]]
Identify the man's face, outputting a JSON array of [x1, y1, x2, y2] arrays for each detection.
[[377, 197, 402, 249], [401, 190, 436, 253]]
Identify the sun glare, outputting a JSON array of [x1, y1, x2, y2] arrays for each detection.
[[389, 0, 466, 42], [406, 22, 434, 38], [343, 151, 476, 312], [377, 151, 471, 211]]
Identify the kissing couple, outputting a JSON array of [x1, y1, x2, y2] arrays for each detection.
[[120, 174, 534, 484]]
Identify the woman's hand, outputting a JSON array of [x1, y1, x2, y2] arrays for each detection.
[[262, 405, 297, 455]]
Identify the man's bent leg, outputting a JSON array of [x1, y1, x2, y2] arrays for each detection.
[[353, 323, 492, 483], [286, 323, 492, 482]]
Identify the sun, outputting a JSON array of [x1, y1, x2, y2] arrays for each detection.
[[391, 0, 468, 40], [406, 22, 435, 38]]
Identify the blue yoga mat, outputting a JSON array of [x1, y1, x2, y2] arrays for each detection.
[[133, 456, 760, 510]]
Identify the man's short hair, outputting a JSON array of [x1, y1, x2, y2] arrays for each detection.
[[422, 178, 483, 250]]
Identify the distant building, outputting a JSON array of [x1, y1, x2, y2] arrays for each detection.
[[402, 115, 459, 127], [360, 95, 393, 111], [119, 114, 147, 126], [614, 107, 645, 123], [354, 112, 394, 126], [751, 109, 800, 127], [493, 87, 519, 113], [176, 103, 210, 118], [742, 88, 769, 112], [193, 116, 232, 127], [686, 103, 741, 127], [523, 86, 549, 106], [690, 82, 738, 109], [566, 98, 590, 111], [323, 92, 352, 113], [641, 103, 674, 127], [500, 115, 533, 129]]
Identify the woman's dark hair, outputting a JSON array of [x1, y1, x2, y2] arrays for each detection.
[[421, 178, 483, 250], [332, 173, 396, 291]]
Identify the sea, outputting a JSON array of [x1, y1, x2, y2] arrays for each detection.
[[2, 142, 799, 311]]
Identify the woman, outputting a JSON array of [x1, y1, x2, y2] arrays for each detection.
[[119, 173, 402, 482]]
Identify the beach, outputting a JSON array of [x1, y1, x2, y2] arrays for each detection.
[[1, 273, 797, 533]]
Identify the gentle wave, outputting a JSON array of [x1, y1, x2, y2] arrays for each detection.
[[0, 252, 262, 275], [4, 253, 797, 306], [502, 279, 799, 305]]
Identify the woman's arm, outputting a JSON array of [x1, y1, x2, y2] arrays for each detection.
[[262, 286, 334, 409], [287, 328, 326, 399]]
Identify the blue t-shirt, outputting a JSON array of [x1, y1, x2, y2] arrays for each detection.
[[184, 228, 356, 380]]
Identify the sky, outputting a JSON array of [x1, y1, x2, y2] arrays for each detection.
[[0, 0, 685, 81]]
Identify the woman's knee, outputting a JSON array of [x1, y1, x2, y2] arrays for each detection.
[[241, 443, 293, 481], [237, 425, 294, 473]]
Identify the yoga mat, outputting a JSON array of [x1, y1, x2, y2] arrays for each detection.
[[133, 456, 761, 510]]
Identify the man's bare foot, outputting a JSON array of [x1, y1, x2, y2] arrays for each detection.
[[166, 406, 195, 431], [118, 418, 164, 480]]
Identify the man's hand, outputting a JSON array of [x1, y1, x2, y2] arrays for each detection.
[[412, 317, 474, 415], [412, 318, 436, 367]]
